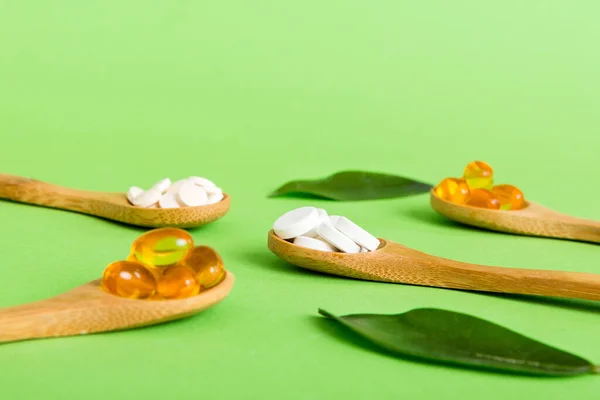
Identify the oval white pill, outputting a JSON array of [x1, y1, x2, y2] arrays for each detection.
[[207, 188, 224, 204], [293, 236, 337, 252], [335, 217, 380, 251], [132, 187, 162, 208], [188, 176, 217, 189], [317, 223, 361, 254], [273, 207, 320, 240], [329, 215, 341, 226], [158, 191, 181, 209], [176, 181, 208, 206], [152, 178, 172, 194], [127, 186, 144, 204]]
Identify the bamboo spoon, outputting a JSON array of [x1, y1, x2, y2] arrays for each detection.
[[268, 230, 600, 301], [430, 190, 600, 244], [0, 173, 230, 228], [0, 271, 234, 344]]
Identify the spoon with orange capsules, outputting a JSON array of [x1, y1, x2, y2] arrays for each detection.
[[0, 228, 234, 344], [430, 161, 600, 244], [0, 173, 230, 228], [268, 207, 600, 302]]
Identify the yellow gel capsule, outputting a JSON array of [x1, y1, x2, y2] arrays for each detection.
[[463, 160, 494, 190], [181, 246, 226, 289], [102, 261, 157, 299], [130, 228, 194, 267], [491, 184, 525, 210], [156, 265, 200, 299], [465, 188, 500, 210], [434, 178, 470, 204]]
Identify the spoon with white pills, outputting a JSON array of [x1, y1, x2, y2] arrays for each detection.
[[0, 173, 230, 228], [430, 190, 600, 244], [0, 271, 234, 344], [268, 207, 600, 301]]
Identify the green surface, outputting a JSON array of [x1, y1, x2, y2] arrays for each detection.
[[0, 1, 599, 398]]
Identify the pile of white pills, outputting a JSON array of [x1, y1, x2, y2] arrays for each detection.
[[273, 207, 380, 253], [127, 177, 224, 209]]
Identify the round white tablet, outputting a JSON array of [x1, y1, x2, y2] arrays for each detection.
[[273, 207, 320, 240], [188, 176, 217, 189], [335, 217, 380, 251], [158, 191, 181, 209], [152, 178, 172, 194], [176, 181, 208, 206], [127, 186, 144, 204], [293, 236, 337, 252], [317, 223, 361, 254], [329, 215, 341, 226], [132, 187, 162, 208], [305, 208, 330, 237], [169, 179, 188, 193], [207, 188, 224, 204]]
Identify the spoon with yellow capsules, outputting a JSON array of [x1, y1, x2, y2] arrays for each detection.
[[0, 271, 234, 344], [430, 190, 600, 244], [268, 230, 600, 300], [0, 173, 230, 228]]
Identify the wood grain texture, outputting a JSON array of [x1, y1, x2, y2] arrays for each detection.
[[0, 271, 234, 344], [0, 173, 230, 228], [430, 190, 600, 244], [268, 230, 600, 301]]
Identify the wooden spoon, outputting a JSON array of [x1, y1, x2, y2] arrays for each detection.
[[0, 271, 234, 344], [268, 230, 600, 301], [430, 190, 600, 244], [0, 173, 230, 228]]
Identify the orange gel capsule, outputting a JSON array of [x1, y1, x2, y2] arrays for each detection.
[[492, 184, 525, 210], [102, 261, 157, 299], [156, 265, 200, 299], [130, 228, 193, 267], [465, 188, 500, 210], [181, 246, 225, 289], [463, 161, 494, 190], [434, 178, 470, 204]]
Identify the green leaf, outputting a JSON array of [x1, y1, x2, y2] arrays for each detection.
[[319, 308, 597, 376], [268, 171, 432, 201]]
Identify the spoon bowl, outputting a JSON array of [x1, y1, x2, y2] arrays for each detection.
[[0, 173, 230, 228], [430, 190, 600, 244], [268, 230, 600, 301], [0, 271, 235, 343]]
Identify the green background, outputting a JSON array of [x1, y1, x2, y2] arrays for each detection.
[[1, 1, 599, 398]]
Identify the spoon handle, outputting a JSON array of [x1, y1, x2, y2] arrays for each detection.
[[543, 213, 600, 244], [383, 242, 600, 301], [0, 299, 84, 343], [0, 173, 95, 214]]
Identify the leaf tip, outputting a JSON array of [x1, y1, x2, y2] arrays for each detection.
[[318, 308, 335, 319]]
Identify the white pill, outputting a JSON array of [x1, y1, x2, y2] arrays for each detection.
[[207, 187, 224, 204], [317, 223, 361, 254], [152, 178, 172, 194], [158, 191, 181, 209], [132, 187, 162, 208], [293, 236, 338, 252], [189, 176, 217, 189], [335, 217, 380, 251], [126, 186, 144, 204], [329, 215, 341, 226], [273, 207, 320, 240], [305, 208, 330, 237], [176, 181, 208, 206], [169, 179, 188, 193]]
